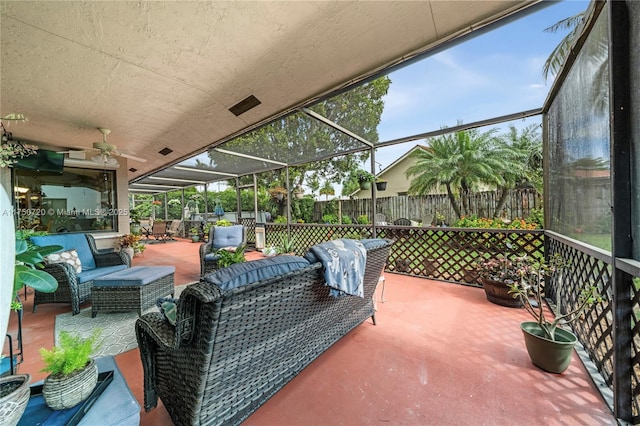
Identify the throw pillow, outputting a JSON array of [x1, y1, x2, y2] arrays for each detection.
[[44, 249, 82, 273], [156, 297, 178, 326]]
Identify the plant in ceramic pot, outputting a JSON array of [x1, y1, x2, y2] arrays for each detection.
[[118, 233, 140, 262], [39, 330, 101, 410], [507, 254, 601, 374], [355, 170, 375, 190], [189, 227, 200, 243]]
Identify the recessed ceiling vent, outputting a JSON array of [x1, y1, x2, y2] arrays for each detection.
[[229, 95, 261, 117], [129, 167, 137, 172], [159, 147, 173, 156]]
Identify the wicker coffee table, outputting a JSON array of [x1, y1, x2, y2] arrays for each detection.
[[91, 266, 175, 317]]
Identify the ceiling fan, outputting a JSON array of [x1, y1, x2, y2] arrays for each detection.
[[60, 128, 147, 166]]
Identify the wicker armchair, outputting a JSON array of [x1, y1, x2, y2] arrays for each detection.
[[30, 233, 130, 315], [199, 224, 246, 278], [136, 239, 391, 426]]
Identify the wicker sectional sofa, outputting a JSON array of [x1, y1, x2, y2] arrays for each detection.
[[135, 238, 392, 426]]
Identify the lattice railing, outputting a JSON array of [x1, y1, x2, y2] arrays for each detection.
[[547, 233, 639, 423], [264, 223, 543, 285]]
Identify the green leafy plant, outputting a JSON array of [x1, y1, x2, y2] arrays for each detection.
[[216, 244, 247, 268], [215, 219, 232, 227], [40, 330, 101, 376], [273, 215, 287, 224], [355, 170, 375, 182], [14, 237, 61, 308], [189, 227, 199, 235], [507, 254, 601, 341], [277, 235, 296, 254], [357, 215, 369, 224]]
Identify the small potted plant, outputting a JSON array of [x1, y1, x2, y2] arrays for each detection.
[[507, 254, 601, 373], [277, 235, 296, 255], [118, 234, 140, 262], [216, 244, 247, 268], [355, 170, 375, 190], [189, 227, 200, 243], [475, 255, 525, 308], [39, 330, 101, 410], [268, 186, 287, 201], [292, 186, 304, 199], [375, 177, 387, 191]]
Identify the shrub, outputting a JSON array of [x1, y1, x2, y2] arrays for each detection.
[[342, 216, 352, 224], [357, 215, 369, 224]]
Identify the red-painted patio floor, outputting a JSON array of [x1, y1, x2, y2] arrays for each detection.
[[8, 238, 616, 425]]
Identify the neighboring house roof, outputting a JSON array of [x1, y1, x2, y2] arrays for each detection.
[[351, 145, 436, 198]]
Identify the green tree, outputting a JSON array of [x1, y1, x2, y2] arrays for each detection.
[[406, 127, 518, 219], [319, 181, 335, 201], [493, 124, 542, 216], [206, 77, 391, 192]]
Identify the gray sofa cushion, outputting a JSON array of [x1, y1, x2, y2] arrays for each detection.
[[31, 234, 97, 270], [204, 255, 310, 291]]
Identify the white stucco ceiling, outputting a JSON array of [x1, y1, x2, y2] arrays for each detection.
[[1, 1, 537, 182]]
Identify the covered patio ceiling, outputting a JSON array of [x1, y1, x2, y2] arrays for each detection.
[[1, 1, 540, 194]]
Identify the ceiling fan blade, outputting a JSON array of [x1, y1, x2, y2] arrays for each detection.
[[117, 151, 147, 163]]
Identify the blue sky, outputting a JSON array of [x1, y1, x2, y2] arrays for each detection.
[[374, 0, 590, 171]]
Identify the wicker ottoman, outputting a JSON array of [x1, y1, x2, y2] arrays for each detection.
[[91, 266, 175, 317]]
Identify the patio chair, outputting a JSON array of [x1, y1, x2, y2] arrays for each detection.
[[165, 219, 182, 240], [374, 213, 387, 225], [150, 221, 168, 242], [393, 218, 411, 226], [422, 214, 434, 227], [199, 224, 246, 278]]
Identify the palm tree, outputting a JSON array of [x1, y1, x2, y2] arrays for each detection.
[[406, 126, 521, 219], [319, 181, 335, 201], [542, 12, 586, 81], [493, 124, 541, 216]]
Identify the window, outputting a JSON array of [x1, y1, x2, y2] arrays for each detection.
[[13, 167, 117, 233]]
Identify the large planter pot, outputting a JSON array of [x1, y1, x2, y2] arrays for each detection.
[[43, 359, 98, 410], [121, 246, 134, 262], [520, 322, 577, 374], [359, 181, 372, 190], [478, 277, 523, 308], [0, 374, 31, 426]]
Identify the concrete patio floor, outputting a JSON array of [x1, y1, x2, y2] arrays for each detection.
[[8, 237, 616, 425]]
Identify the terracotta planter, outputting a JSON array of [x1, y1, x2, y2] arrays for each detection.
[[520, 322, 577, 373], [478, 277, 523, 308]]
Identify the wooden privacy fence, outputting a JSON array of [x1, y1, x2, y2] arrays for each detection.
[[313, 188, 541, 224]]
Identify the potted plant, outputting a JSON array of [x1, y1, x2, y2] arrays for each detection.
[[215, 219, 232, 227], [268, 186, 287, 201], [375, 177, 387, 191], [129, 206, 142, 234], [189, 227, 200, 243], [293, 186, 304, 199], [216, 244, 247, 268], [277, 235, 296, 255], [355, 170, 375, 190], [39, 330, 101, 410], [507, 254, 601, 373], [118, 233, 140, 261], [475, 255, 525, 308]]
